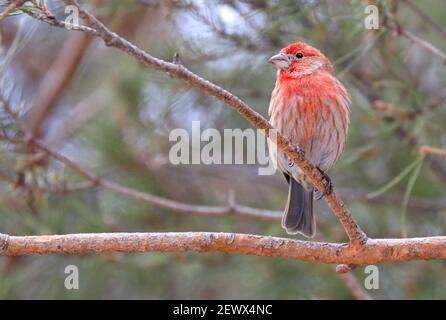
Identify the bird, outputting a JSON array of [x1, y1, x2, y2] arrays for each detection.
[[268, 42, 350, 238]]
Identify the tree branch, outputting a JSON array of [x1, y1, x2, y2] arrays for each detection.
[[23, 8, 99, 35], [402, 0, 446, 41], [399, 28, 446, 64], [419, 145, 446, 158], [24, 0, 366, 243], [385, 13, 446, 64], [1, 231, 446, 266], [336, 271, 372, 300], [0, 0, 26, 22]]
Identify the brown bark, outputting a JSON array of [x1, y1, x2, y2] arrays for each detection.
[[1, 232, 446, 267]]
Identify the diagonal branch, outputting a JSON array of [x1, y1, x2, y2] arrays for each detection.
[[384, 12, 446, 64], [399, 28, 446, 64], [0, 0, 26, 22], [24, 0, 366, 243], [402, 0, 446, 41], [336, 271, 372, 300]]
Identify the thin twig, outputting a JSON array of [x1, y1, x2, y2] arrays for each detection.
[[419, 145, 446, 158], [336, 271, 372, 300], [0, 172, 95, 193], [399, 28, 446, 64], [0, 0, 26, 22], [23, 9, 99, 35], [402, 0, 446, 40], [385, 17, 446, 64]]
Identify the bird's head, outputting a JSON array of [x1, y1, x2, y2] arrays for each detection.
[[269, 42, 334, 78]]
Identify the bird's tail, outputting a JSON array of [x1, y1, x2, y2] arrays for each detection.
[[282, 177, 315, 238]]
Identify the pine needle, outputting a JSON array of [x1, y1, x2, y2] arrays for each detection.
[[366, 156, 424, 199], [400, 155, 425, 238]]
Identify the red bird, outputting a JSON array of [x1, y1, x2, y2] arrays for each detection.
[[268, 42, 350, 238]]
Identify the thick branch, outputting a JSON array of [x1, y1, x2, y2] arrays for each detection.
[[1, 232, 446, 266]]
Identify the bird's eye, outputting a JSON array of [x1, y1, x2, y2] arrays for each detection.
[[295, 53, 304, 59]]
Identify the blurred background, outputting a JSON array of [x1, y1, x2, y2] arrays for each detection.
[[1, 0, 446, 299]]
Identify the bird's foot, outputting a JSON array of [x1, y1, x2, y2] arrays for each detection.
[[314, 167, 333, 200]]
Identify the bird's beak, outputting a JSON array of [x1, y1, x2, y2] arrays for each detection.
[[268, 53, 289, 70]]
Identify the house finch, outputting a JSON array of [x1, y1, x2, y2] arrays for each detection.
[[268, 42, 350, 238]]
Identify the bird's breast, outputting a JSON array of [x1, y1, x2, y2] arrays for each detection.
[[268, 73, 350, 170]]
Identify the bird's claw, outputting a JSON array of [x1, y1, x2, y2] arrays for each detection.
[[314, 167, 333, 200]]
